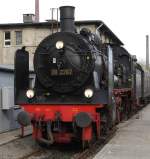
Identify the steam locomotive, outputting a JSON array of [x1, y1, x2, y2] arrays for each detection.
[[15, 6, 150, 148]]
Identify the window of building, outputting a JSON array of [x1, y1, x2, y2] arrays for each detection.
[[4, 31, 11, 47], [16, 31, 22, 45]]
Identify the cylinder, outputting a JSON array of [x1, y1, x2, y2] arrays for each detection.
[[59, 6, 75, 32]]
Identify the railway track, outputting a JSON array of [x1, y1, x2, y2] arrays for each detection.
[[0, 127, 116, 159], [72, 128, 116, 159]]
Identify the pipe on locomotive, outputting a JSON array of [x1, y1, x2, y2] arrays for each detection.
[[59, 6, 75, 32]]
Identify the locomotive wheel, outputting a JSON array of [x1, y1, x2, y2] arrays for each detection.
[[100, 110, 110, 137], [36, 140, 50, 148], [116, 107, 120, 124], [82, 127, 96, 149], [121, 97, 130, 121]]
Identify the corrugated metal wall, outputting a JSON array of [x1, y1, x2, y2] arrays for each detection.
[[0, 71, 21, 133]]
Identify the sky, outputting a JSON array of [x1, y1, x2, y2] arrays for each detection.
[[0, 0, 149, 63]]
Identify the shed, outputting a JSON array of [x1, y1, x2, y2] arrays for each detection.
[[0, 64, 34, 133]]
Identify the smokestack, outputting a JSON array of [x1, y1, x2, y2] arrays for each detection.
[[35, 0, 39, 22], [146, 35, 149, 69], [59, 6, 75, 32]]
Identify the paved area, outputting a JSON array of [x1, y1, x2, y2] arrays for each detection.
[[94, 104, 150, 159], [0, 125, 32, 146]]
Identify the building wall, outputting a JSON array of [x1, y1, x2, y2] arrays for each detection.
[[0, 71, 21, 133], [0, 24, 112, 66], [0, 31, 3, 64], [0, 27, 51, 67]]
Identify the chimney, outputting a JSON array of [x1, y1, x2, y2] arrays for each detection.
[[146, 35, 149, 69], [35, 0, 39, 22], [59, 6, 75, 32], [23, 14, 35, 23]]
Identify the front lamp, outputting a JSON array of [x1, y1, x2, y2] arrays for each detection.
[[56, 41, 64, 49], [26, 89, 35, 99], [84, 88, 94, 98]]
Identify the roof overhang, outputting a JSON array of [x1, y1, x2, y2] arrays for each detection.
[[0, 20, 123, 45]]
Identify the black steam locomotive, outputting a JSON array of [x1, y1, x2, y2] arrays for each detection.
[[15, 6, 150, 148]]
